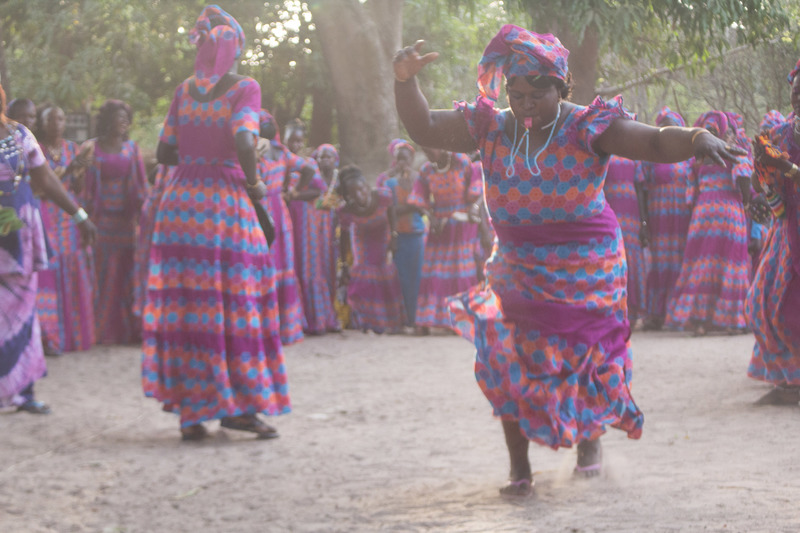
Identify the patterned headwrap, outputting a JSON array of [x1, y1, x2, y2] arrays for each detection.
[[477, 24, 569, 102], [259, 108, 280, 143], [655, 106, 685, 127], [190, 5, 245, 96], [760, 109, 785, 132], [725, 111, 752, 156], [788, 58, 800, 84], [313, 143, 339, 165], [387, 138, 415, 160], [693, 111, 729, 138]]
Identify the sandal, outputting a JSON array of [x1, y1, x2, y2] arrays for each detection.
[[180, 423, 208, 441], [499, 478, 533, 497], [17, 400, 51, 415], [220, 415, 279, 439], [573, 463, 602, 477]]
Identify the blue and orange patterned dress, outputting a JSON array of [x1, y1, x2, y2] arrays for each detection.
[[141, 76, 290, 427], [408, 153, 481, 328], [603, 156, 649, 323], [338, 188, 405, 333], [640, 160, 692, 323], [257, 141, 307, 345], [37, 139, 95, 352], [746, 120, 800, 387], [449, 95, 643, 450], [666, 155, 752, 331]]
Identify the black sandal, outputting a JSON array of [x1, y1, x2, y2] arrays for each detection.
[[220, 415, 279, 439]]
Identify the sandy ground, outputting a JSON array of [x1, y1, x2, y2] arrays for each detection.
[[1, 329, 799, 533]]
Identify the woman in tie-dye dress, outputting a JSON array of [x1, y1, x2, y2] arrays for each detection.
[[337, 166, 405, 333], [82, 99, 147, 344], [745, 61, 800, 405], [256, 110, 308, 345], [393, 25, 742, 496], [409, 147, 481, 331], [640, 107, 693, 330], [603, 155, 649, 325], [35, 106, 96, 353], [666, 111, 753, 336], [142, 5, 289, 441]]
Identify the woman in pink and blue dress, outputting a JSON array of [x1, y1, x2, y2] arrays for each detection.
[[393, 26, 742, 496], [142, 5, 289, 441], [82, 99, 147, 344]]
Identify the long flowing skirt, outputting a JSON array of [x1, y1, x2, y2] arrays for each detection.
[[94, 215, 139, 344], [347, 262, 405, 334], [141, 168, 290, 427]]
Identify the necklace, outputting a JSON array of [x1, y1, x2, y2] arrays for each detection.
[[0, 130, 24, 192], [507, 102, 561, 178], [434, 154, 451, 173]]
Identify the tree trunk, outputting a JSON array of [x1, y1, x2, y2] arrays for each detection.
[[0, 21, 9, 94], [309, 85, 334, 147], [309, 0, 403, 177]]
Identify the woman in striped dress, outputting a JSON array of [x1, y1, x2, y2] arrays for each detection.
[[640, 107, 693, 330], [142, 5, 289, 441], [35, 106, 96, 352], [666, 111, 753, 335]]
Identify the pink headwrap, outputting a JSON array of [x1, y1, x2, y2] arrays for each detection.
[[788, 58, 800, 84], [655, 106, 685, 127], [477, 25, 569, 103], [760, 109, 785, 132], [313, 143, 339, 165], [259, 108, 280, 144], [693, 111, 730, 138], [387, 138, 415, 159], [191, 5, 245, 96]]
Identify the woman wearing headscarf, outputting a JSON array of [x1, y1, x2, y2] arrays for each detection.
[[380, 140, 426, 332], [80, 99, 147, 344], [314, 143, 343, 331], [666, 111, 753, 336], [639, 107, 694, 330], [0, 83, 95, 414], [35, 105, 96, 353], [393, 25, 742, 495], [745, 61, 800, 405], [256, 110, 308, 345], [142, 5, 289, 441]]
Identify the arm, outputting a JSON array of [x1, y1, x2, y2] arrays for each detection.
[[30, 164, 96, 246], [594, 120, 744, 166], [156, 141, 178, 166], [235, 131, 266, 200], [393, 41, 477, 153], [634, 180, 649, 248], [387, 203, 398, 256]]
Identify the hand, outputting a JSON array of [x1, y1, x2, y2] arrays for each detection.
[[70, 173, 85, 194], [752, 135, 789, 172], [748, 237, 762, 257], [693, 131, 746, 167], [748, 196, 771, 224], [468, 202, 481, 223], [393, 40, 439, 82], [638, 222, 650, 248], [77, 218, 97, 247], [246, 180, 266, 201]]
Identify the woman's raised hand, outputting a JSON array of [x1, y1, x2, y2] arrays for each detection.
[[393, 40, 439, 82]]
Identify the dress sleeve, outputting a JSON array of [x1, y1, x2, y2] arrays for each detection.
[[633, 160, 645, 184], [731, 153, 754, 183], [159, 83, 182, 146], [467, 160, 484, 201], [570, 95, 635, 156], [230, 78, 261, 138], [454, 95, 498, 146], [19, 126, 45, 169]]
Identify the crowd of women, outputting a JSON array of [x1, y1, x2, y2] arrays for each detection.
[[1, 5, 798, 497]]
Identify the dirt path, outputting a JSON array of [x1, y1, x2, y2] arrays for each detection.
[[2, 330, 799, 532]]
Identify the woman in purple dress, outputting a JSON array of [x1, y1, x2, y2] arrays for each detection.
[[142, 5, 289, 441], [0, 83, 96, 415], [81, 100, 147, 344]]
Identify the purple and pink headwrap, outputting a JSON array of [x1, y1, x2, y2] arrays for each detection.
[[760, 109, 785, 132], [259, 108, 281, 143], [387, 138, 415, 160], [477, 24, 569, 103], [655, 106, 685, 127], [313, 143, 339, 165], [693, 111, 730, 138], [788, 58, 800, 84], [190, 5, 245, 96]]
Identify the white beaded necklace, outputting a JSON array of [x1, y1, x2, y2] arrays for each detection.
[[506, 102, 561, 178]]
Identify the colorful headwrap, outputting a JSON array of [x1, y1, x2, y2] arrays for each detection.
[[387, 138, 415, 159], [313, 143, 339, 165], [725, 111, 752, 155], [760, 109, 785, 132], [788, 58, 800, 84], [693, 111, 729, 138], [190, 5, 245, 96], [655, 106, 685, 127], [477, 24, 569, 103]]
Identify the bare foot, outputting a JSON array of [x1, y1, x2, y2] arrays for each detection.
[[575, 439, 602, 478]]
